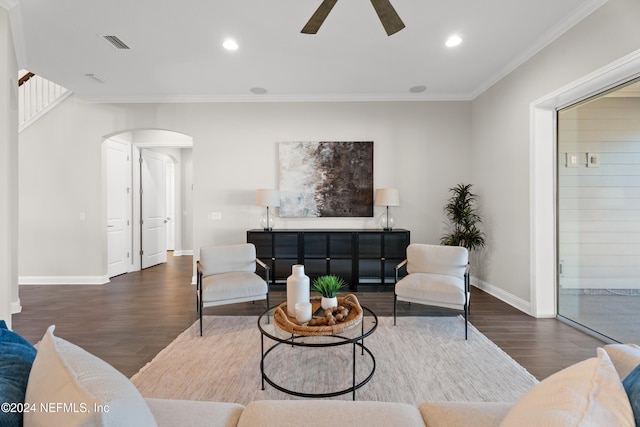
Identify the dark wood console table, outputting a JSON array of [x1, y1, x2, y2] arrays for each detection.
[[246, 229, 410, 291]]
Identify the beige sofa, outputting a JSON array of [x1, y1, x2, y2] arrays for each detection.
[[5, 324, 640, 427]]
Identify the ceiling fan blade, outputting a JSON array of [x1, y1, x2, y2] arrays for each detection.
[[370, 0, 405, 36], [301, 0, 339, 34]]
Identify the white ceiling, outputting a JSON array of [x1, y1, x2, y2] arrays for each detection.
[[5, 0, 605, 103]]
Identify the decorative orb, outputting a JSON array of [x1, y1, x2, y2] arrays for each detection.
[[259, 214, 275, 230], [379, 212, 395, 230]]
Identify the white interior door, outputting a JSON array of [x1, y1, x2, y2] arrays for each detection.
[[165, 162, 175, 251], [106, 139, 131, 277], [141, 148, 167, 269]]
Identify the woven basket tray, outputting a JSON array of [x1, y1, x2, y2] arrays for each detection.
[[273, 294, 363, 336]]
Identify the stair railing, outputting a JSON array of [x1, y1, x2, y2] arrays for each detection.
[[18, 71, 72, 131]]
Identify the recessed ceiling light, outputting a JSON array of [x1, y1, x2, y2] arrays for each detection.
[[250, 87, 268, 95], [223, 39, 238, 51], [445, 35, 462, 48], [409, 85, 427, 93]]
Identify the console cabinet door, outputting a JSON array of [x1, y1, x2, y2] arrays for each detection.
[[248, 229, 409, 290]]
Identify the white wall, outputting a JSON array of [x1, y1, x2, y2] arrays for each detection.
[[558, 96, 640, 290], [471, 0, 640, 313], [18, 99, 471, 284], [0, 6, 18, 326], [15, 0, 640, 318]]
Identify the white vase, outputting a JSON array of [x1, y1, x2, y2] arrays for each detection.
[[286, 265, 310, 317], [321, 296, 338, 310]]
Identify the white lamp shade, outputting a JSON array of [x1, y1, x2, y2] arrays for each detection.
[[375, 188, 400, 207], [256, 189, 280, 207]]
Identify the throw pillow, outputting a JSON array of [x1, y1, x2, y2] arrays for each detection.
[[24, 325, 157, 427], [0, 320, 37, 427], [604, 343, 640, 379], [622, 363, 640, 425], [500, 348, 635, 427]]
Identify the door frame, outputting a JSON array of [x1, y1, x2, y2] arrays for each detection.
[[104, 129, 193, 276], [530, 49, 640, 318]]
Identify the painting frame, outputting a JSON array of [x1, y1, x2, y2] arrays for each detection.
[[279, 141, 374, 218]]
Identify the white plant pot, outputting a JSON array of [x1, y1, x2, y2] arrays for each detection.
[[321, 296, 338, 310]]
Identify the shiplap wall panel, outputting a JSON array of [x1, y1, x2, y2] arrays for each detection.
[[558, 96, 640, 290]]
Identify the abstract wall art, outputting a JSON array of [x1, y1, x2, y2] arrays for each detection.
[[279, 141, 373, 218]]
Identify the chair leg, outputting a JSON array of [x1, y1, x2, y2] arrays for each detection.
[[393, 293, 397, 326], [464, 304, 468, 340], [199, 285, 203, 337]]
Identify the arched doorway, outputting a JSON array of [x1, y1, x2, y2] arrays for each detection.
[[104, 129, 193, 277]]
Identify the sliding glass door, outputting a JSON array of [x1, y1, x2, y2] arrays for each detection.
[[557, 78, 640, 344]]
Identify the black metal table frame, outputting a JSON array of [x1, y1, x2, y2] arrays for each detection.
[[258, 306, 378, 401]]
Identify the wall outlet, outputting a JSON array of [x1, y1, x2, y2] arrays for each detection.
[[587, 152, 600, 167]]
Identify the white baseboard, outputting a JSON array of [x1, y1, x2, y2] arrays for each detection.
[[173, 250, 194, 257], [471, 276, 532, 316], [19, 275, 110, 285], [11, 299, 21, 314]]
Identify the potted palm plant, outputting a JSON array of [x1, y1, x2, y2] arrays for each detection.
[[440, 183, 486, 251], [312, 275, 346, 309]]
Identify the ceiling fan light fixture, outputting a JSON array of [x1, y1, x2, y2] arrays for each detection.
[[250, 87, 268, 95], [445, 35, 462, 47]]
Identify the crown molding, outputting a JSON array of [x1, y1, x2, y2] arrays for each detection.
[[87, 92, 475, 104]]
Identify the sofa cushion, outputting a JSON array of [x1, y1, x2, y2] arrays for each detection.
[[146, 398, 244, 427], [420, 401, 513, 427], [604, 343, 640, 379], [499, 348, 634, 427], [622, 363, 640, 426], [237, 400, 425, 427], [24, 325, 157, 427], [0, 320, 37, 427]]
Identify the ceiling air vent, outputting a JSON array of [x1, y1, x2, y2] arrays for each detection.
[[84, 73, 107, 84], [101, 35, 131, 50]]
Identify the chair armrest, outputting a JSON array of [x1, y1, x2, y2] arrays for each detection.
[[255, 258, 267, 270], [196, 261, 203, 290], [255, 258, 270, 288], [464, 263, 471, 292], [395, 259, 408, 283]]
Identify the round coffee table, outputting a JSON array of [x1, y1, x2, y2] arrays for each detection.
[[257, 304, 378, 400]]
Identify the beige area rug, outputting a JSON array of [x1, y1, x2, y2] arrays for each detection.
[[131, 316, 538, 406]]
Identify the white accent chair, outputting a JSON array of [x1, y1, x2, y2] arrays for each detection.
[[196, 243, 270, 336], [394, 243, 470, 339]]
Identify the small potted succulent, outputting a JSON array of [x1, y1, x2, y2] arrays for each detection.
[[312, 275, 346, 309]]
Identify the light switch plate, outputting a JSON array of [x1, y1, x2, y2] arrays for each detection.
[[566, 153, 579, 167], [587, 152, 600, 168]]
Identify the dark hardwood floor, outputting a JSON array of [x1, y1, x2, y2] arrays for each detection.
[[12, 252, 605, 380]]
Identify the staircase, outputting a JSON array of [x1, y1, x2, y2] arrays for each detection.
[[18, 71, 72, 132]]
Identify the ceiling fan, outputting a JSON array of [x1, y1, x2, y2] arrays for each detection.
[[301, 0, 405, 36]]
